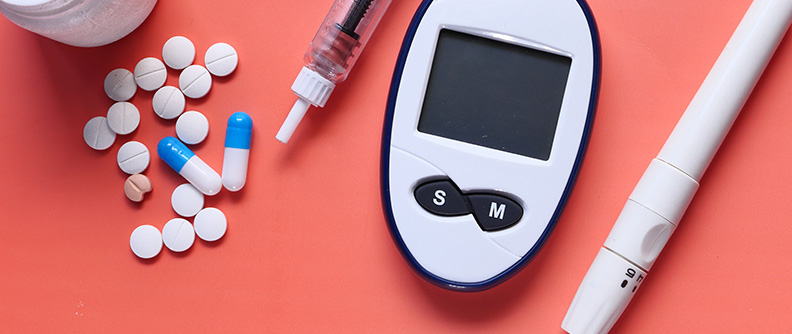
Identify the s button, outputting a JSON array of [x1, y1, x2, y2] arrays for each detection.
[[414, 180, 469, 216]]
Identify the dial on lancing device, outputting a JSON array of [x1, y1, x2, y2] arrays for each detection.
[[381, 0, 600, 291]]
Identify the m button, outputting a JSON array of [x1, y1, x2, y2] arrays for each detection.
[[467, 194, 523, 231]]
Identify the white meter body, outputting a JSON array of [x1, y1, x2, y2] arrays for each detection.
[[382, 0, 600, 290]]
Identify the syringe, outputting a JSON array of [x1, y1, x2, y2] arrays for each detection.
[[275, 0, 392, 143]]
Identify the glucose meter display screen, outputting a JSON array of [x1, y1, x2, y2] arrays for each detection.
[[418, 29, 572, 161]]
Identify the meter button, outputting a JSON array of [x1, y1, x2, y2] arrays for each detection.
[[467, 194, 523, 231], [414, 180, 469, 216]]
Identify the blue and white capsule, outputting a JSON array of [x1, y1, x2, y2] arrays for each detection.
[[158, 136, 222, 196], [222, 112, 252, 191]]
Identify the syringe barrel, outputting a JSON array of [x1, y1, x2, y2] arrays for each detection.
[[657, 0, 792, 181], [304, 0, 392, 83]]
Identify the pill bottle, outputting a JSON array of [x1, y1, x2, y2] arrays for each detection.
[[0, 0, 157, 47]]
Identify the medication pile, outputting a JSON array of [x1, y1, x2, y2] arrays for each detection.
[[82, 36, 249, 259]]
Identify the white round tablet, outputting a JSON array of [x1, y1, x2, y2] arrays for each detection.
[[83, 116, 116, 150], [194, 207, 227, 242], [171, 183, 204, 217], [162, 36, 195, 70], [133, 57, 167, 91], [204, 42, 238, 77], [104, 68, 136, 102], [162, 218, 195, 252], [179, 65, 212, 99], [152, 86, 185, 119], [175, 111, 209, 144], [106, 101, 140, 135], [117, 141, 150, 174], [130, 225, 162, 259]]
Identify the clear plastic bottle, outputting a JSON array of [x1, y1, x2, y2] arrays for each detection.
[[0, 0, 157, 47]]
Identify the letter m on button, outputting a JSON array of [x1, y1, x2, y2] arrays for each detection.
[[489, 202, 506, 219]]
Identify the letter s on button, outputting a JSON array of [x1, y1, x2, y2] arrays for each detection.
[[433, 190, 446, 206], [414, 180, 469, 216]]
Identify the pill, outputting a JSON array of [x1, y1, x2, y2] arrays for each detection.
[[222, 112, 252, 192], [179, 65, 212, 99], [171, 183, 204, 217], [104, 68, 136, 102], [130, 225, 162, 259], [158, 136, 222, 196], [83, 116, 116, 150], [176, 111, 209, 145], [194, 207, 227, 242], [124, 174, 152, 202], [162, 218, 195, 252], [117, 141, 150, 174], [106, 101, 140, 135], [204, 42, 238, 77], [133, 57, 167, 91], [162, 36, 195, 70], [152, 86, 185, 119]]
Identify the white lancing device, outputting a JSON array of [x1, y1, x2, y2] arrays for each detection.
[[562, 1, 792, 333]]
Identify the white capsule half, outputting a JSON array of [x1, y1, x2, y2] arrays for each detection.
[[158, 136, 222, 196], [222, 112, 252, 191]]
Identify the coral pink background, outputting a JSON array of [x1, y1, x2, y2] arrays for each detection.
[[1, 0, 790, 332]]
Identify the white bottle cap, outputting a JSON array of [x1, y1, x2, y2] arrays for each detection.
[[275, 67, 336, 143], [291, 67, 335, 107], [562, 248, 647, 334]]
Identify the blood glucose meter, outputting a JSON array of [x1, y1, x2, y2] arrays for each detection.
[[381, 0, 600, 290]]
